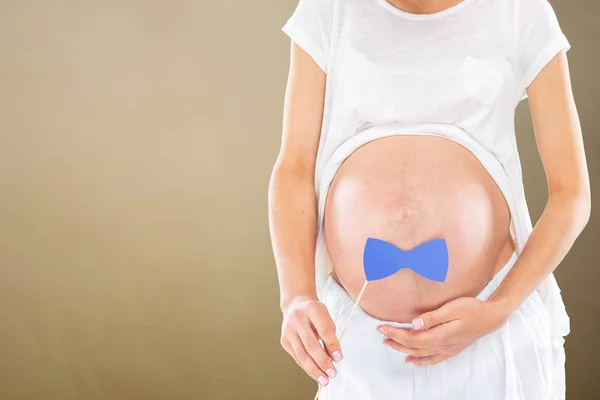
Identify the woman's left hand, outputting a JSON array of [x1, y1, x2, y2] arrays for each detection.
[[377, 296, 511, 366]]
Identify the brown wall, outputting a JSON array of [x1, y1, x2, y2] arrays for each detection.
[[0, 1, 596, 399]]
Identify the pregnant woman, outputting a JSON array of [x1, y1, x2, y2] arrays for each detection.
[[268, 0, 590, 398]]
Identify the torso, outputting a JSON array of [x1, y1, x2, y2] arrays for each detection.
[[323, 135, 516, 322]]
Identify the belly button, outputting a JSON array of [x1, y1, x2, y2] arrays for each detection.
[[397, 209, 412, 221]]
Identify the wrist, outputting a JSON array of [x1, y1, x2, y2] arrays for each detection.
[[485, 291, 519, 324], [280, 290, 318, 314]]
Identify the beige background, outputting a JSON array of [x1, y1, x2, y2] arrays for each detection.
[[0, 0, 596, 399]]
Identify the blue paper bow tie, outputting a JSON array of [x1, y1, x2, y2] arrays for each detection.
[[363, 237, 449, 282]]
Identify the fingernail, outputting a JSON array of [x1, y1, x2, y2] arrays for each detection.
[[383, 341, 392, 348], [332, 351, 343, 362], [377, 326, 388, 337], [326, 368, 337, 379], [318, 376, 328, 386], [412, 318, 424, 330], [405, 358, 412, 364]]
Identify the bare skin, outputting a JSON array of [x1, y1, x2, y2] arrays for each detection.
[[324, 134, 517, 323], [269, 0, 590, 387]]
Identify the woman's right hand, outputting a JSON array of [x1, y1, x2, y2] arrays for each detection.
[[280, 295, 343, 387]]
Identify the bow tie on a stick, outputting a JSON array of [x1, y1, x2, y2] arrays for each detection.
[[363, 237, 449, 282]]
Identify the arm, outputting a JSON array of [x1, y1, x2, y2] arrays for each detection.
[[486, 49, 591, 312], [268, 40, 341, 387], [270, 40, 324, 311]]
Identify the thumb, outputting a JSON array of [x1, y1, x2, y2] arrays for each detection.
[[411, 307, 449, 330]]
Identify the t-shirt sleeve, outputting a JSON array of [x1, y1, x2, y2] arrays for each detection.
[[514, 0, 571, 101], [281, 0, 334, 73]]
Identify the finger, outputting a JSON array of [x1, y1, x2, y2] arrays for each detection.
[[383, 339, 440, 357], [307, 302, 343, 362], [297, 322, 337, 380], [280, 334, 294, 356], [378, 325, 445, 349], [289, 334, 331, 387], [406, 353, 451, 366], [377, 325, 438, 348], [412, 305, 456, 331]]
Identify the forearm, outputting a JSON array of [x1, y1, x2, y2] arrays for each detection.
[[487, 189, 591, 316], [268, 163, 319, 311]]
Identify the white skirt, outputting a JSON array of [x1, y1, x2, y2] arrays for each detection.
[[318, 249, 563, 400]]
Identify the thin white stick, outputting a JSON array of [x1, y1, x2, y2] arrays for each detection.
[[313, 280, 369, 400]]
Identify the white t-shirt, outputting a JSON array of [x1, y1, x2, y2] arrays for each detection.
[[281, 0, 570, 393]]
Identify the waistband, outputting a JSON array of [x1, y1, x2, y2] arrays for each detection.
[[476, 249, 519, 299]]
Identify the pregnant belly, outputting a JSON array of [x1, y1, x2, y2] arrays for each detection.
[[323, 135, 517, 323]]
